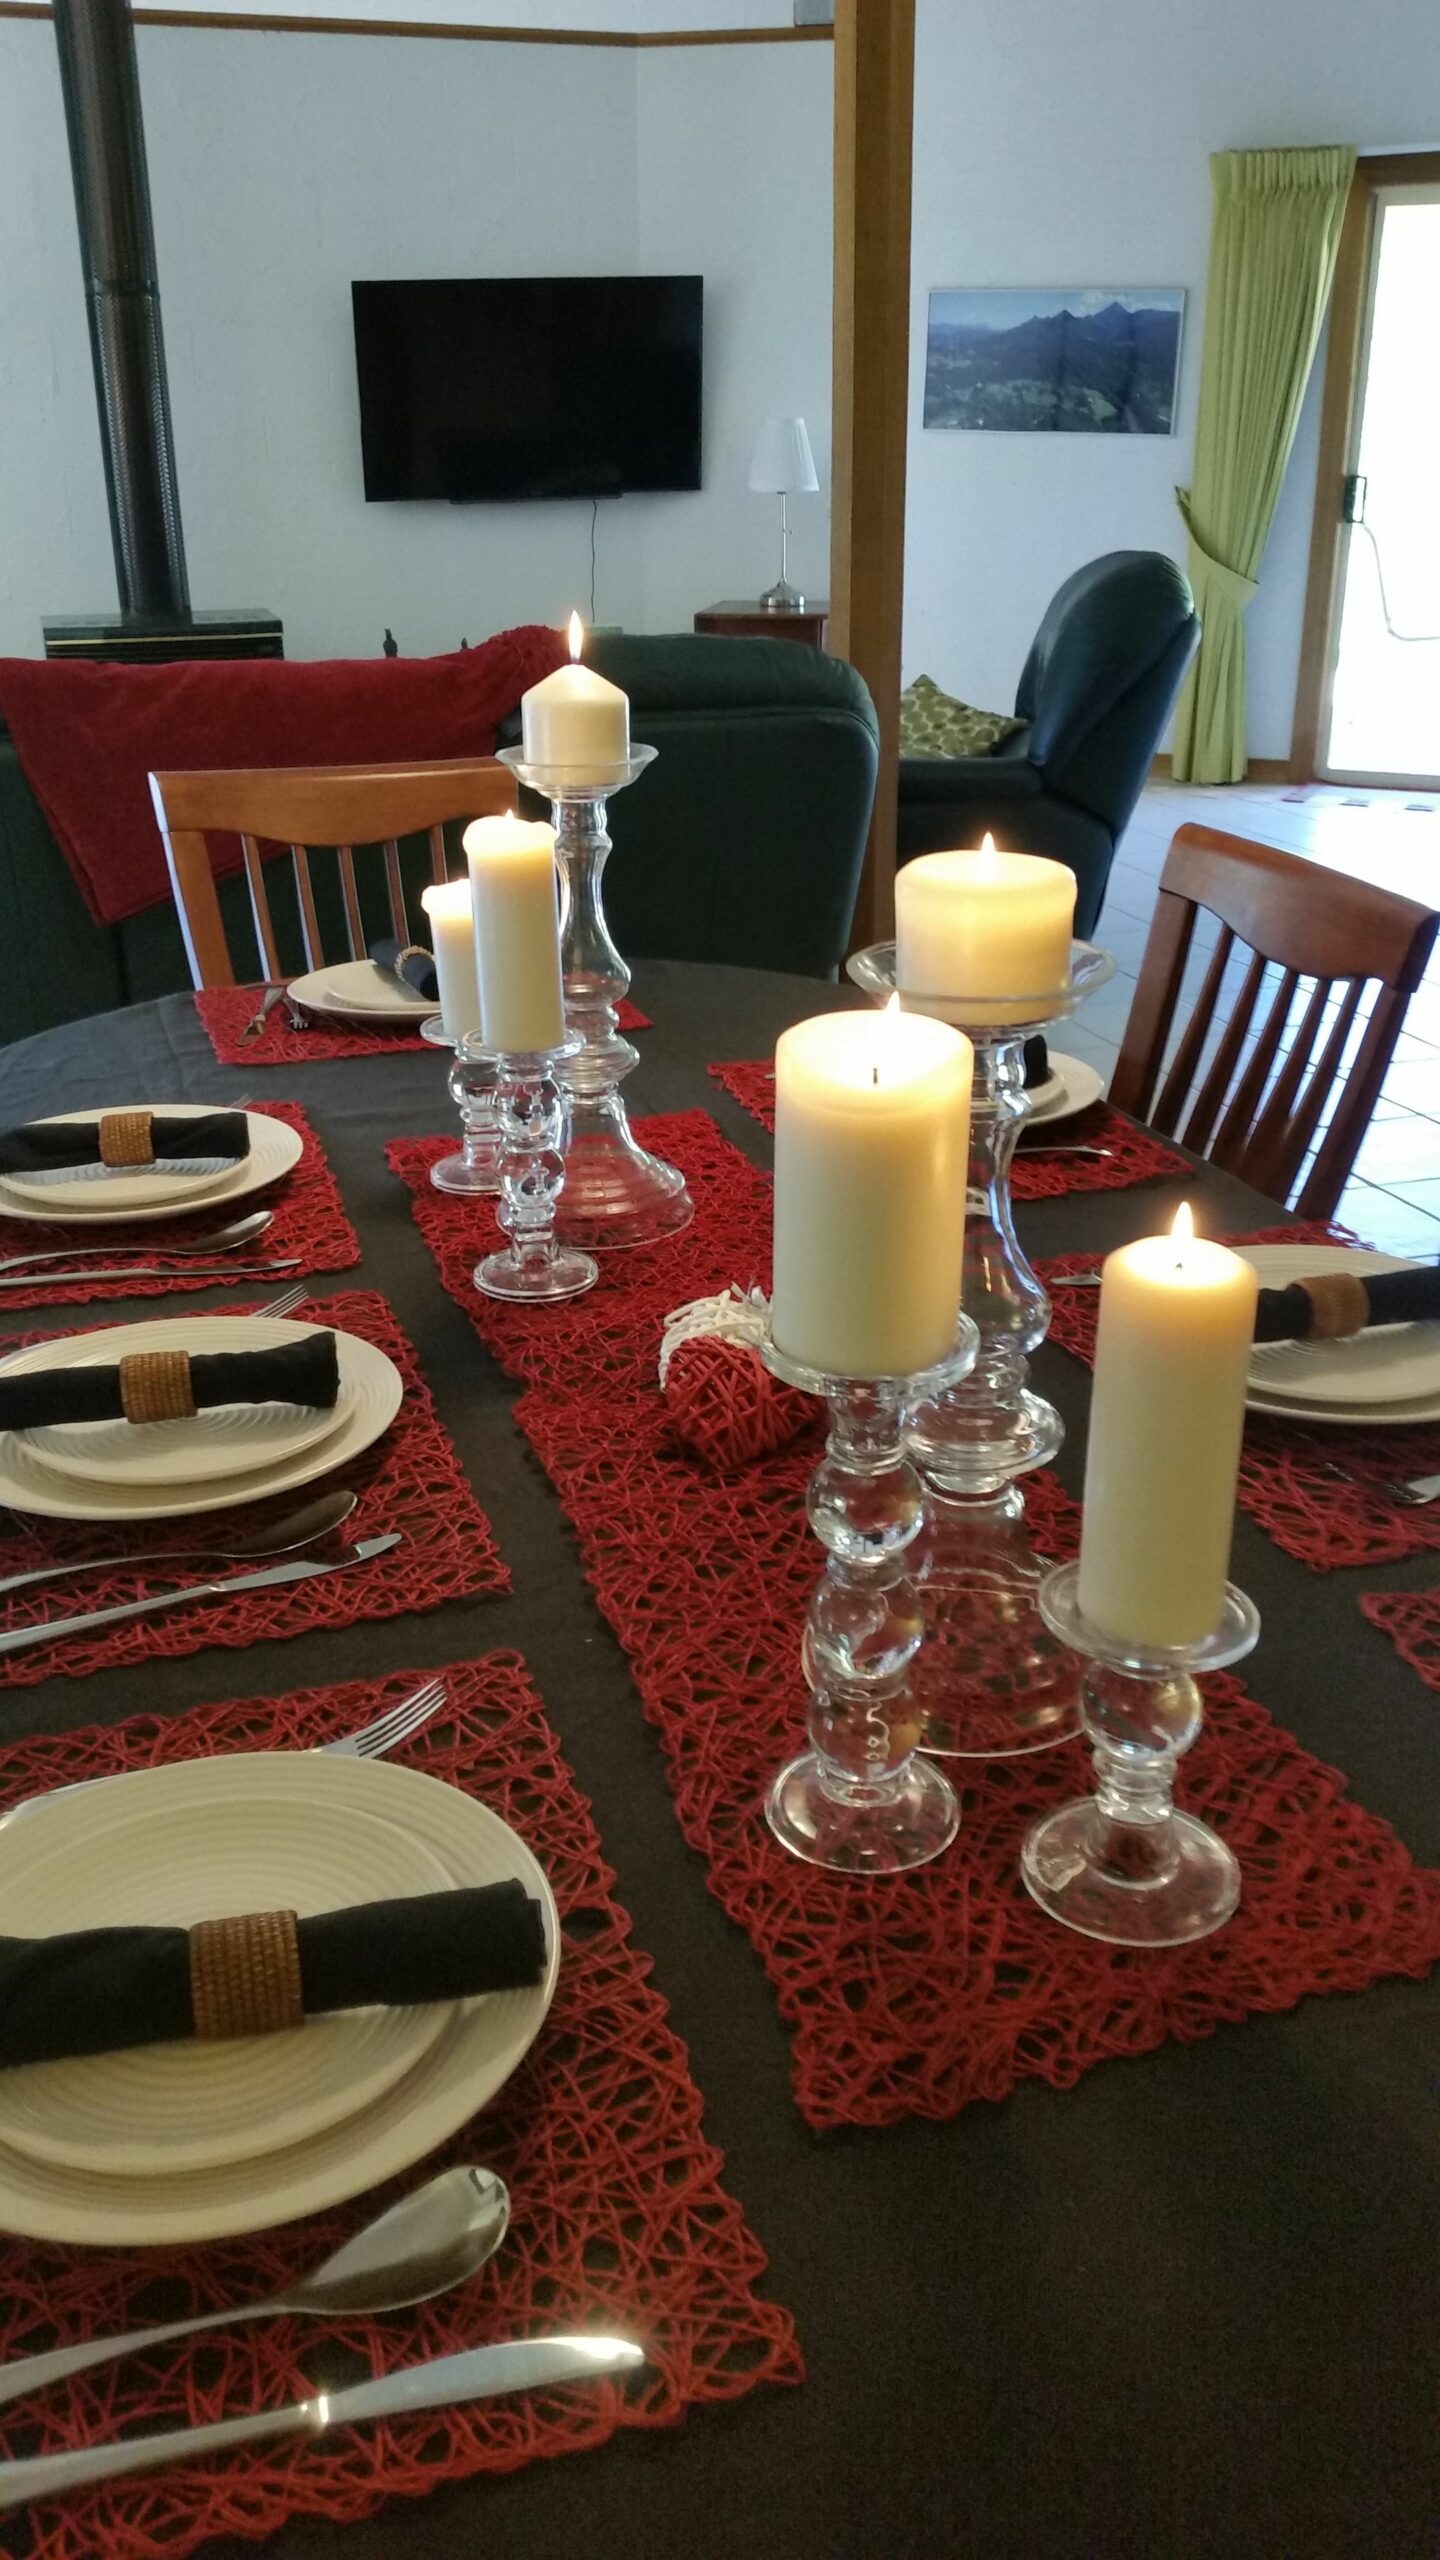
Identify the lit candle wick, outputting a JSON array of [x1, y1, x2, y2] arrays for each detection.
[[873, 1064, 879, 1088]]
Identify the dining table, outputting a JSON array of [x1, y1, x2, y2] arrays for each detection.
[[0, 961, 1435, 2560]]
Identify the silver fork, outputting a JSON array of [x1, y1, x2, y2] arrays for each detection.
[[257, 1281, 308, 1320], [0, 1677, 449, 1827]]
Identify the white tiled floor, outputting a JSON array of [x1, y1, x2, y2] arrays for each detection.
[[1075, 778, 1440, 1256]]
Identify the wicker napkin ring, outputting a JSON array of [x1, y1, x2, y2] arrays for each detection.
[[189, 1910, 304, 2040], [118, 1349, 198, 1426], [98, 1109, 155, 1168], [1300, 1272, 1371, 1341]]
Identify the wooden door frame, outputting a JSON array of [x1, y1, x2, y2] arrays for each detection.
[[829, 0, 915, 949], [1290, 149, 1440, 784]]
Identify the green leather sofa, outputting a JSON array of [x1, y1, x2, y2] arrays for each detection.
[[0, 634, 878, 1046]]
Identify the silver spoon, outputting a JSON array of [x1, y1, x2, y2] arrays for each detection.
[[0, 1487, 359, 1600], [0, 2165, 511, 2411], [0, 1210, 275, 1276]]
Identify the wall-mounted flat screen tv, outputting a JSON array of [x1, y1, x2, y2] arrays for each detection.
[[351, 275, 703, 502]]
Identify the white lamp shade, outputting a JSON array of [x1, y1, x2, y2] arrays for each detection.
[[748, 416, 819, 495]]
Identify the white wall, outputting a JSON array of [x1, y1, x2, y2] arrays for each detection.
[[633, 37, 832, 626], [0, 16, 830, 661], [905, 0, 1440, 760]]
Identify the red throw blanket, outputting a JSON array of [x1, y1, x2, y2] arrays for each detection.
[[0, 624, 568, 927]]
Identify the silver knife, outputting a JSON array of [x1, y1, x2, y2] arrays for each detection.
[[0, 1534, 400, 1655], [0, 2333, 644, 2511], [0, 1260, 302, 1290]]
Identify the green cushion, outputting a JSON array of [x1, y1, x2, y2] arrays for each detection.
[[899, 675, 1025, 760]]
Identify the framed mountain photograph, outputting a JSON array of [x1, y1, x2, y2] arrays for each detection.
[[923, 289, 1185, 434]]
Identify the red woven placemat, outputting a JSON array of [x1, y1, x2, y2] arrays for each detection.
[[199, 987, 649, 1067], [1041, 1230, 1440, 1572], [1361, 1590, 1440, 1691], [0, 1288, 507, 1686], [0, 1653, 800, 2560], [388, 1113, 1440, 2129], [0, 1103, 359, 1311], [708, 1058, 1187, 1199]]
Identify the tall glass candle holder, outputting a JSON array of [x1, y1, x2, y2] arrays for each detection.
[[473, 1032, 597, 1305], [497, 745, 692, 1252], [430, 1031, 500, 1196], [1023, 1560, 1258, 1945], [760, 1321, 977, 1875], [848, 939, 1114, 1760]]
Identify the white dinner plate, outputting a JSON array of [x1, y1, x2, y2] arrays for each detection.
[[0, 1108, 302, 1228], [0, 1787, 454, 2177], [0, 1751, 560, 2243], [288, 961, 432, 1024], [0, 1314, 401, 1519], [1026, 1053, 1106, 1126], [23, 1343, 353, 1490], [1238, 1243, 1438, 1413]]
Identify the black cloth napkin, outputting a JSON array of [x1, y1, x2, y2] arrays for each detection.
[[0, 1113, 251, 1175], [1254, 1263, 1440, 1344], [1022, 1036, 1050, 1090], [0, 1880, 547, 2069], [0, 1329, 339, 1432], [370, 937, 438, 1001]]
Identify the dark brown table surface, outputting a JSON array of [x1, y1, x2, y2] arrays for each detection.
[[0, 963, 1436, 2560]]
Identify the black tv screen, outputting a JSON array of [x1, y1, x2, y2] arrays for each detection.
[[351, 275, 703, 503]]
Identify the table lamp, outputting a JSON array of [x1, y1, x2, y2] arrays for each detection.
[[748, 416, 819, 613]]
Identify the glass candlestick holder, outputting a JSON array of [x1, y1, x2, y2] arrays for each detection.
[[760, 1318, 978, 1875], [497, 745, 692, 1252], [430, 1030, 500, 1195], [1022, 1561, 1258, 1946], [473, 1032, 598, 1305], [847, 938, 1114, 1761]]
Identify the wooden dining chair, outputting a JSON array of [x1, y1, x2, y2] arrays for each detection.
[[148, 759, 515, 990], [1110, 823, 1440, 1217]]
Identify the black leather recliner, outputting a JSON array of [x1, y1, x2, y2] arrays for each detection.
[[897, 551, 1201, 935]]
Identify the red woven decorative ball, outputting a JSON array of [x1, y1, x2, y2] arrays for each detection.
[[661, 1334, 816, 1471]]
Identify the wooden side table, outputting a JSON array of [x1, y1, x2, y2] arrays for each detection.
[[694, 599, 829, 648]]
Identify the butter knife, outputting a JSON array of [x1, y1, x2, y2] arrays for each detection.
[[0, 2333, 644, 2511], [0, 1534, 400, 1656]]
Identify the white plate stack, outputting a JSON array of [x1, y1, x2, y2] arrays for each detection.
[[1240, 1243, 1440, 1427]]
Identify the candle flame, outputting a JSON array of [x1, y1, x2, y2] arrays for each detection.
[[1171, 1202, 1195, 1243], [567, 610, 584, 662], [980, 832, 996, 856]]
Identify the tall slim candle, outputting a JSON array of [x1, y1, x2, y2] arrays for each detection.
[[520, 611, 630, 781], [419, 880, 482, 1043], [895, 838, 1075, 1025], [1078, 1206, 1259, 1649], [464, 814, 566, 1054], [772, 1003, 972, 1378]]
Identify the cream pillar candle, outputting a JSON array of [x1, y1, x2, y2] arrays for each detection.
[[1077, 1206, 1259, 1650], [419, 880, 482, 1043], [463, 814, 566, 1055], [772, 1002, 972, 1378], [895, 838, 1076, 1024], [520, 611, 630, 779]]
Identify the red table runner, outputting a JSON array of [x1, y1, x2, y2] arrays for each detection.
[[1041, 1232, 1440, 1571], [388, 1113, 1440, 2130], [1361, 1590, 1440, 1691], [0, 1288, 507, 1686], [708, 1058, 1188, 1199], [0, 1103, 359, 1311], [0, 1653, 800, 2560], [199, 988, 650, 1068]]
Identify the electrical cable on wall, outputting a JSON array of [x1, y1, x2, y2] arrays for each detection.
[[1356, 523, 1440, 644]]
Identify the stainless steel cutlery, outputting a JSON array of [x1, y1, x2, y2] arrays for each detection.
[[0, 2333, 644, 2510], [0, 1487, 359, 1601], [0, 1532, 401, 1656], [0, 1209, 276, 1275]]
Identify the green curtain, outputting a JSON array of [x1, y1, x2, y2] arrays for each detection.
[[1171, 144, 1356, 782]]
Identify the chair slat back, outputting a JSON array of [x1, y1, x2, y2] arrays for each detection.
[[1111, 824, 1439, 1217], [149, 759, 516, 990]]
